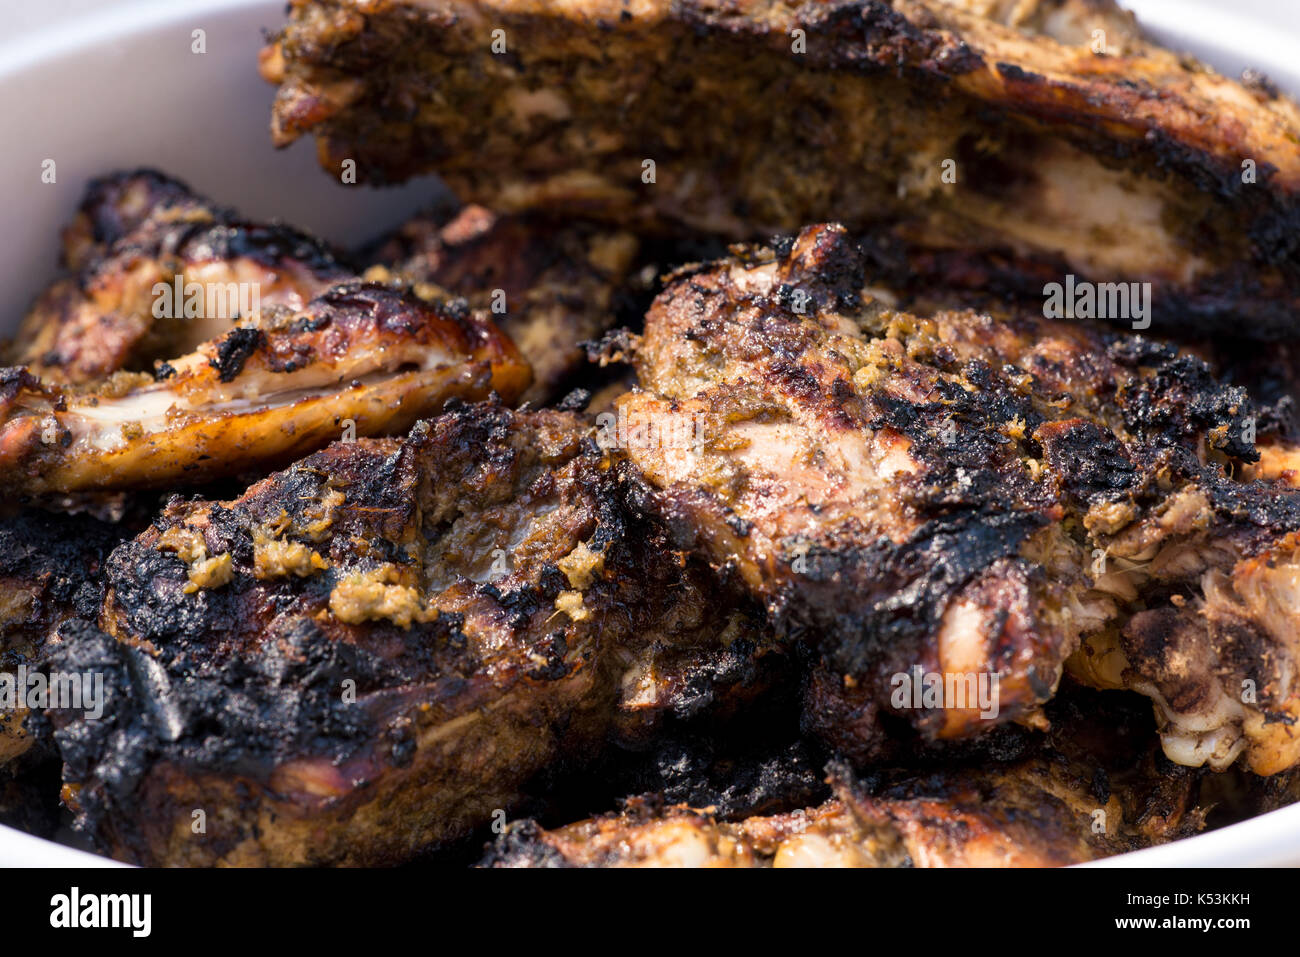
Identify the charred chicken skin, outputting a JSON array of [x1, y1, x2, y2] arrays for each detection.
[[615, 223, 1300, 773], [481, 762, 1185, 868], [364, 203, 639, 405], [0, 509, 126, 769], [0, 283, 529, 495], [44, 402, 770, 866], [263, 0, 1300, 337]]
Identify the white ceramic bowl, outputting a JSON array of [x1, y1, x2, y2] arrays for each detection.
[[0, 0, 1297, 867]]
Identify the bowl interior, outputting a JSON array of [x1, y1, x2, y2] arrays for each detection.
[[0, 0, 443, 331]]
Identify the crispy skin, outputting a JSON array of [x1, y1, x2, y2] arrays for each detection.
[[364, 204, 638, 404], [0, 282, 529, 495], [8, 170, 352, 385], [850, 268, 1300, 454], [45, 403, 766, 866], [846, 283, 1300, 773], [482, 690, 1204, 867], [264, 0, 1300, 337], [617, 223, 1300, 771]]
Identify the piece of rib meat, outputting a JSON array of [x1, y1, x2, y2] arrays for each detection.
[[262, 0, 1300, 337]]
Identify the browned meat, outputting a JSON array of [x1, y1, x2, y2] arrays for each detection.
[[0, 283, 529, 495], [613, 223, 1300, 772], [43, 402, 768, 865], [7, 170, 352, 385], [482, 690, 1204, 867], [262, 0, 1300, 337], [364, 203, 638, 404]]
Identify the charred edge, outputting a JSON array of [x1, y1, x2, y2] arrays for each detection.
[[209, 327, 266, 382]]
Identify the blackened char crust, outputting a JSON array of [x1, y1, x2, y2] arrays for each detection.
[[481, 688, 1205, 867], [46, 402, 773, 866]]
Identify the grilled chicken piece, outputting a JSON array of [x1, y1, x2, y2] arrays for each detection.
[[0, 282, 529, 495], [44, 402, 767, 865], [483, 690, 1204, 867], [8, 170, 352, 385], [364, 204, 638, 405], [263, 0, 1300, 337], [1068, 541, 1300, 777], [483, 798, 871, 868], [0, 509, 126, 769], [615, 223, 1300, 772]]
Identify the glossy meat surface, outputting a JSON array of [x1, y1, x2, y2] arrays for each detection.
[[0, 283, 529, 495]]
